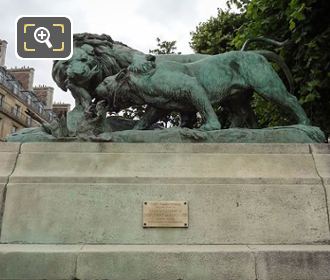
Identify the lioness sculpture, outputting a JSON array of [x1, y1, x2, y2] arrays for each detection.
[[95, 51, 311, 130], [52, 33, 295, 129]]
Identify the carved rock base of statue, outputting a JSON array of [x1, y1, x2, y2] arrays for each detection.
[[6, 124, 326, 143], [96, 125, 326, 143], [0, 142, 330, 279]]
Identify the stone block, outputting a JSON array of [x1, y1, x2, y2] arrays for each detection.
[[21, 142, 311, 154], [0, 152, 19, 183], [0, 144, 20, 228], [325, 184, 330, 227], [0, 183, 5, 222], [253, 245, 330, 280], [0, 142, 20, 152], [2, 183, 328, 244], [10, 145, 320, 184], [310, 144, 330, 222], [313, 154, 330, 184], [0, 244, 329, 280], [310, 143, 330, 154], [76, 245, 255, 280], [0, 244, 78, 279]]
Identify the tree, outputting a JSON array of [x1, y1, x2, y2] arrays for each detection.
[[149, 37, 181, 55], [190, 8, 244, 54], [190, 0, 330, 136]]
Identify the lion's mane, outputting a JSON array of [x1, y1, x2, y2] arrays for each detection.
[[52, 33, 135, 91]]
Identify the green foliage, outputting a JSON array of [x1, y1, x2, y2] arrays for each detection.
[[121, 105, 146, 120], [120, 106, 181, 128], [226, 0, 250, 11], [190, 0, 330, 135], [149, 37, 181, 55], [190, 9, 245, 54]]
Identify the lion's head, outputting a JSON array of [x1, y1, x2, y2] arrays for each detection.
[[52, 33, 126, 92]]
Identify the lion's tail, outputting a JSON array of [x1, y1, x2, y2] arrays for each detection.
[[240, 37, 289, 51], [240, 37, 293, 93], [254, 50, 294, 94]]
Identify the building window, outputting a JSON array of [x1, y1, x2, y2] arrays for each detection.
[[27, 116, 32, 126], [11, 126, 17, 134], [27, 94, 32, 105], [0, 93, 4, 106], [12, 104, 20, 117], [13, 83, 19, 94]]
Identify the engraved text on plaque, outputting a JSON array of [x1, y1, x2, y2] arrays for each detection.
[[143, 201, 188, 228]]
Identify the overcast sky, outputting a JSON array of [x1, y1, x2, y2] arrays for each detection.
[[1, 0, 227, 105]]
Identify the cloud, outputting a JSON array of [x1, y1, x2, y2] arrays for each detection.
[[0, 0, 89, 104], [135, 0, 199, 24], [1, 0, 226, 106]]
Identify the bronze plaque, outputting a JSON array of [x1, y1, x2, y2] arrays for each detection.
[[143, 201, 188, 228]]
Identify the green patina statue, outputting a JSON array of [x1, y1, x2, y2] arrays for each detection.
[[5, 33, 326, 143], [95, 51, 310, 131], [51, 33, 294, 130], [52, 34, 207, 109]]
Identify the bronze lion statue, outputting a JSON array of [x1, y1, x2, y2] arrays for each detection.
[[94, 51, 310, 130], [52, 33, 208, 108], [52, 33, 297, 130]]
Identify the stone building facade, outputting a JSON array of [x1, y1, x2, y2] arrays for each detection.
[[0, 66, 56, 140], [0, 39, 7, 67], [0, 37, 73, 140], [52, 102, 71, 118], [33, 85, 54, 110]]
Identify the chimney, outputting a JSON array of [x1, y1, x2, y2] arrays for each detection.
[[52, 102, 71, 118], [33, 85, 54, 110], [0, 39, 8, 66], [8, 67, 35, 91]]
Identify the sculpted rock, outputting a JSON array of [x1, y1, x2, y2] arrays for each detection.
[[95, 51, 310, 130], [91, 125, 325, 144]]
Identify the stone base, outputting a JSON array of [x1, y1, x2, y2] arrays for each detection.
[[6, 125, 327, 143], [0, 143, 329, 279], [1, 245, 330, 280]]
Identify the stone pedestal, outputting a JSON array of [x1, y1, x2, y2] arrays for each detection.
[[0, 143, 329, 279]]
